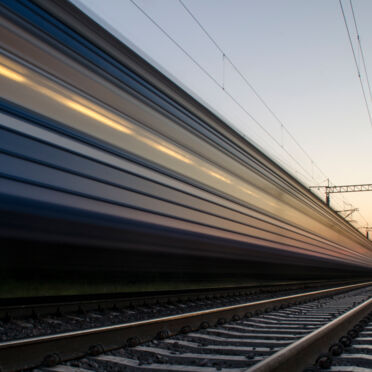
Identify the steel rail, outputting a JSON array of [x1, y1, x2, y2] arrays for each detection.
[[248, 294, 372, 371], [0, 280, 330, 320], [0, 281, 371, 372]]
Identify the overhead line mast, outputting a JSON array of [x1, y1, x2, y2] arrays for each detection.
[[361, 227, 372, 239], [310, 183, 372, 206]]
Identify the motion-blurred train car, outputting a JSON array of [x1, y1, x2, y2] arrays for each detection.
[[0, 0, 371, 292]]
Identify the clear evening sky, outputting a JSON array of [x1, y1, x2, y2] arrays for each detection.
[[72, 0, 372, 233]]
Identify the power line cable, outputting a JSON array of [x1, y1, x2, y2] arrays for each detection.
[[339, 0, 372, 127], [178, 0, 329, 181], [129, 0, 220, 88], [129, 0, 368, 228], [129, 0, 316, 181], [345, 2, 372, 229], [349, 0, 372, 104]]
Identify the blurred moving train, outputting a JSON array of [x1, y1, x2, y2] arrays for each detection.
[[1, 0, 372, 286]]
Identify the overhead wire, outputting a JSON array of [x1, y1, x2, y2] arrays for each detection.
[[349, 0, 372, 104], [338, 0, 372, 228], [348, 0, 372, 230], [129, 0, 316, 181], [128, 0, 220, 88], [180, 0, 361, 217], [178, 0, 338, 191], [129, 0, 369, 230], [179, 0, 326, 179], [339, 0, 372, 127]]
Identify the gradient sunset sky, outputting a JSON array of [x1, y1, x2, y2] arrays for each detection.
[[73, 0, 372, 233]]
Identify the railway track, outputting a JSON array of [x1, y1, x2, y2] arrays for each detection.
[[0, 281, 337, 344], [326, 318, 372, 372], [0, 281, 333, 322], [0, 281, 371, 371]]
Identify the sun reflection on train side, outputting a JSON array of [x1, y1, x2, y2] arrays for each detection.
[[238, 186, 257, 197], [136, 135, 193, 164], [0, 64, 26, 82], [25, 80, 134, 135], [64, 100, 133, 135], [0, 56, 268, 207], [0, 57, 198, 165], [201, 168, 231, 183]]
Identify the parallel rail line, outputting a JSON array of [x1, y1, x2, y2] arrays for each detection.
[[0, 280, 333, 320], [0, 282, 371, 371]]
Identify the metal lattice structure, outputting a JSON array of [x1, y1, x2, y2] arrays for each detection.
[[322, 184, 372, 193], [310, 184, 372, 205]]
